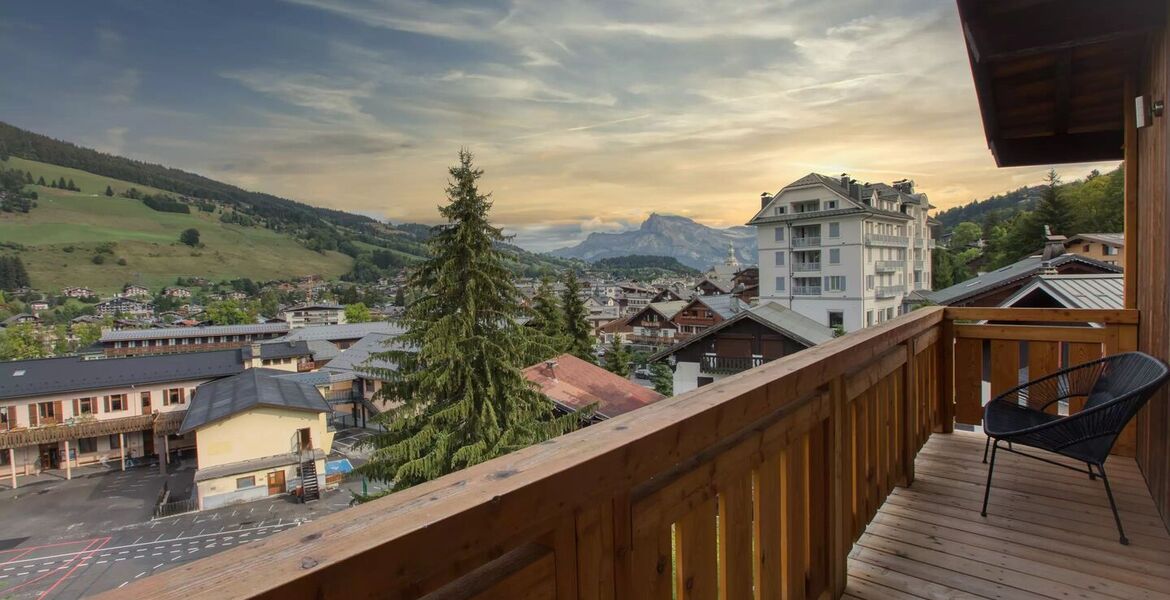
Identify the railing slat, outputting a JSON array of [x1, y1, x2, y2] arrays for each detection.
[[754, 454, 783, 599], [781, 437, 808, 600], [989, 340, 1021, 405], [574, 503, 615, 600], [717, 473, 754, 600], [1029, 341, 1062, 414], [954, 338, 984, 426], [628, 520, 671, 600], [675, 497, 718, 600]]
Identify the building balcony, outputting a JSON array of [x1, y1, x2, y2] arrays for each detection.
[[865, 233, 909, 246], [873, 260, 901, 273], [914, 259, 925, 270], [115, 307, 1169, 600], [793, 262, 821, 272], [700, 354, 766, 373], [791, 236, 821, 248], [627, 333, 676, 346], [875, 285, 904, 298], [792, 285, 821, 296]]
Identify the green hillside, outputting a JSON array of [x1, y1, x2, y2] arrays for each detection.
[[0, 157, 352, 294]]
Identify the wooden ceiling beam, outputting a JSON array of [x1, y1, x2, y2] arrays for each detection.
[[963, 0, 1163, 63]]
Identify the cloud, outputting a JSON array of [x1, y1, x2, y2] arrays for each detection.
[[220, 70, 376, 122], [103, 68, 140, 104]]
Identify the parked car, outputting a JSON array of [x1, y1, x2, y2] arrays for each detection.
[[633, 365, 652, 379]]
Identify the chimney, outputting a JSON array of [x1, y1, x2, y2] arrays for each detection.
[[1041, 225, 1067, 261], [849, 179, 860, 200], [760, 192, 773, 209], [839, 173, 850, 189], [544, 359, 558, 379]]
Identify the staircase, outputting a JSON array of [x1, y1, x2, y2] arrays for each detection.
[[300, 457, 320, 502]]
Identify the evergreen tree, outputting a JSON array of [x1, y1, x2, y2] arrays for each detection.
[[49, 179, 58, 188], [358, 150, 580, 493], [57, 176, 67, 189], [604, 335, 631, 378], [560, 270, 594, 362], [24, 171, 33, 184], [36, 176, 45, 186], [650, 362, 673, 396], [528, 277, 563, 342], [393, 287, 405, 307], [67, 178, 77, 191], [1034, 169, 1072, 236], [105, 185, 114, 197]]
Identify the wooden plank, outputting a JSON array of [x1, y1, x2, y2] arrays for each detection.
[[717, 473, 753, 600], [945, 307, 1139, 324], [1123, 75, 1138, 311], [675, 497, 718, 600], [755, 454, 783, 600], [827, 377, 850, 597], [901, 344, 918, 485], [954, 323, 1111, 343], [938, 318, 955, 433], [805, 418, 830, 598], [627, 521, 672, 600], [781, 438, 808, 600], [420, 544, 556, 600], [1028, 341, 1062, 413], [952, 338, 983, 426], [575, 502, 615, 600], [989, 340, 1020, 403], [1067, 342, 1104, 414]]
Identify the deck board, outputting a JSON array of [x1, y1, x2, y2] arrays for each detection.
[[847, 431, 1170, 599]]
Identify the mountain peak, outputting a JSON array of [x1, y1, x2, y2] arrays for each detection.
[[552, 213, 757, 270]]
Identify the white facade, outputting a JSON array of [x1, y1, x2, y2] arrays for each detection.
[[752, 174, 933, 333]]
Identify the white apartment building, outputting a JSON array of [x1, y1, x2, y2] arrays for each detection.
[[750, 173, 934, 333]]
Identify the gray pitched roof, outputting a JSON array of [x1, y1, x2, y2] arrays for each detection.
[[274, 322, 405, 343], [322, 332, 409, 376], [1065, 232, 1124, 246], [179, 368, 330, 433], [243, 340, 312, 360], [100, 322, 289, 343], [1003, 274, 1124, 310], [748, 173, 917, 225], [0, 350, 245, 401], [924, 253, 1122, 305], [689, 294, 739, 320]]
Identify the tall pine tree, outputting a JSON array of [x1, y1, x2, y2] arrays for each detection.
[[604, 335, 632, 378], [560, 270, 594, 362], [1034, 169, 1072, 236], [360, 150, 580, 493], [529, 276, 564, 343]]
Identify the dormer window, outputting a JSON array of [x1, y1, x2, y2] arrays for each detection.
[[774, 206, 786, 215], [825, 200, 837, 209]]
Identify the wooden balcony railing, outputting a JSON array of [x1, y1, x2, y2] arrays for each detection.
[[114, 306, 1144, 599]]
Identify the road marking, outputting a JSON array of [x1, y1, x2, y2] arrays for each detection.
[[154, 563, 163, 569], [119, 582, 128, 588], [97, 561, 108, 564], [268, 504, 275, 512], [115, 558, 126, 562], [135, 571, 146, 578], [133, 536, 142, 545]]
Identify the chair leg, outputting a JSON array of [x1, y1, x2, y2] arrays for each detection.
[[981, 440, 998, 517], [1098, 464, 1129, 545], [983, 436, 990, 464], [1087, 463, 1096, 480]]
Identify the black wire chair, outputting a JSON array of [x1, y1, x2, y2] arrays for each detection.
[[980, 351, 1169, 545]]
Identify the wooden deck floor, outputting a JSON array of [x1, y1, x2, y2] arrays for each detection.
[[845, 430, 1170, 600]]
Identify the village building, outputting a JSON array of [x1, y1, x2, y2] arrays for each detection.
[[999, 274, 1124, 311], [95, 297, 153, 318], [1063, 233, 1125, 268], [60, 286, 95, 299], [97, 323, 290, 356], [163, 287, 192, 298], [282, 303, 346, 328], [179, 368, 334, 509], [625, 300, 687, 349], [522, 354, 664, 422], [121, 284, 151, 299], [650, 301, 833, 395], [752, 174, 935, 332]]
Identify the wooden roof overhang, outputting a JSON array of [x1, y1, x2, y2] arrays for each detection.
[[957, 0, 1164, 166]]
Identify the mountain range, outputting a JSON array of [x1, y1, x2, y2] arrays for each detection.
[[550, 213, 757, 271]]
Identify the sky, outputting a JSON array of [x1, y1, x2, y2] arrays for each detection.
[[0, 0, 1116, 251]]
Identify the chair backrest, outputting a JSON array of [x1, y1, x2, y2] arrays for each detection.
[[1063, 352, 1170, 459]]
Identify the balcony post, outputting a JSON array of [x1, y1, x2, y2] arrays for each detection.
[[64, 440, 71, 480], [827, 375, 849, 596], [901, 341, 917, 485], [119, 433, 125, 471], [937, 319, 955, 433], [8, 448, 15, 489]]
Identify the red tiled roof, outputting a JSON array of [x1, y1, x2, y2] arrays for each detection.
[[523, 354, 664, 419]]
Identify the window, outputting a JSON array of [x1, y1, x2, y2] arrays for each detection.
[[866, 275, 875, 290], [829, 248, 840, 264], [109, 434, 121, 450], [236, 476, 256, 489], [774, 206, 786, 215], [828, 222, 840, 238], [886, 308, 895, 321], [141, 391, 151, 411], [774, 227, 784, 242], [825, 200, 837, 209], [774, 277, 785, 292], [106, 394, 127, 412], [1083, 244, 1090, 252], [38, 402, 55, 419], [78, 437, 98, 453], [77, 397, 95, 415], [165, 388, 184, 406], [824, 276, 846, 292], [828, 311, 844, 329], [774, 251, 785, 266], [866, 311, 874, 327], [1104, 245, 1118, 256]]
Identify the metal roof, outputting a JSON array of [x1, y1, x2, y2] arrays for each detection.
[[99, 322, 289, 343], [1065, 233, 1124, 247], [321, 333, 407, 376], [179, 368, 331, 433], [1003, 274, 1124, 310], [923, 253, 1122, 306], [274, 322, 405, 343], [241, 340, 313, 360], [0, 350, 245, 401]]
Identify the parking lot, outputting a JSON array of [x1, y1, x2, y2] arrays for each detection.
[[0, 452, 377, 598]]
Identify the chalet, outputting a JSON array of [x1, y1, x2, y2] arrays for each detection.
[[523, 354, 665, 422], [98, 323, 289, 356], [597, 316, 633, 345], [672, 294, 745, 338], [226, 291, 249, 301], [1, 314, 40, 328], [179, 368, 334, 509], [28, 301, 50, 312], [121, 284, 151, 299], [94, 297, 153, 318], [1064, 233, 1125, 268], [60, 286, 94, 299], [318, 331, 411, 428], [626, 301, 687, 348], [650, 288, 687, 303], [650, 301, 833, 394], [163, 287, 192, 298]]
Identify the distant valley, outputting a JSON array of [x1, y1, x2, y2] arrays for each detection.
[[550, 213, 757, 271]]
